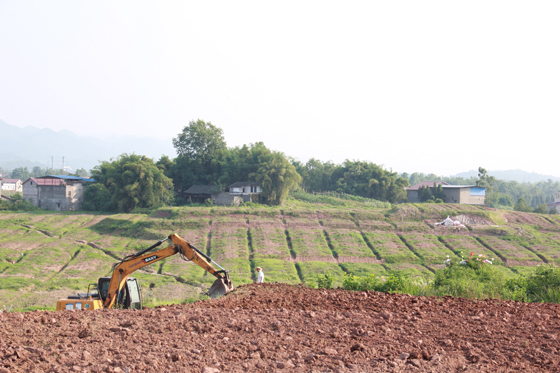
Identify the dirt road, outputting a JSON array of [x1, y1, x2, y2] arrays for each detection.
[[1, 283, 559, 372]]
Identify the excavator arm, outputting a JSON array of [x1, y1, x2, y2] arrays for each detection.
[[103, 233, 233, 308]]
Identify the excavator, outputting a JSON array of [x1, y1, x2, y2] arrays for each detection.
[[56, 233, 233, 311]]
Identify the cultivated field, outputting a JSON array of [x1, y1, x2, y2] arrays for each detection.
[[1, 199, 559, 311]]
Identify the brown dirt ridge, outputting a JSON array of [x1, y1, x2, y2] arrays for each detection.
[[2, 283, 560, 373]]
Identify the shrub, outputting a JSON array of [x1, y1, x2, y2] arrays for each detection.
[[433, 263, 505, 299], [524, 265, 560, 303], [317, 274, 334, 289]]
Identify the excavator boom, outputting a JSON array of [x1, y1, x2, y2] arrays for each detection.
[[103, 234, 233, 308]]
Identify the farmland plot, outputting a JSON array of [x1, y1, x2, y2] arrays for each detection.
[[357, 220, 394, 232], [393, 221, 432, 233], [212, 216, 249, 228], [210, 227, 251, 285], [325, 229, 379, 262], [529, 239, 560, 265], [477, 236, 543, 266], [438, 235, 503, 263], [287, 228, 334, 261], [339, 262, 386, 277], [1, 242, 77, 283], [250, 227, 291, 260], [383, 263, 434, 278], [320, 219, 358, 230], [401, 234, 459, 264], [362, 232, 419, 263], [52, 245, 115, 289], [284, 217, 321, 229], [295, 261, 346, 286]]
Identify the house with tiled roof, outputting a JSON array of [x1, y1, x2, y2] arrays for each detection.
[[22, 175, 94, 211], [406, 181, 485, 205]]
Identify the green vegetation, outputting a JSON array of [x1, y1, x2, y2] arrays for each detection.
[[326, 229, 376, 258], [89, 154, 174, 212], [362, 232, 419, 263], [2, 200, 560, 311]]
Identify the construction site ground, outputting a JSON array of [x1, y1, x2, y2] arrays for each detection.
[[1, 283, 560, 373]]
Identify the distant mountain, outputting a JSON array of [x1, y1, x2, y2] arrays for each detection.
[[455, 169, 560, 183], [0, 119, 175, 172]]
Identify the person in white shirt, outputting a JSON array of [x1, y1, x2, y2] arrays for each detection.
[[256, 267, 264, 283]]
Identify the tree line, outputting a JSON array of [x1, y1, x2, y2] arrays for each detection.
[[83, 120, 408, 212]]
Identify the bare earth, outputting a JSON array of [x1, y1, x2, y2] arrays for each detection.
[[1, 283, 560, 372]]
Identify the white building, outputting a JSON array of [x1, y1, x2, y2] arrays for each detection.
[[0, 178, 23, 193], [226, 182, 262, 202]]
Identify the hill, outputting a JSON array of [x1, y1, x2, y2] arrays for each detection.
[[1, 195, 559, 311], [455, 169, 560, 183], [0, 119, 175, 172]]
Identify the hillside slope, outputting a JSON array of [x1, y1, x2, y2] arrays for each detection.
[[1, 200, 559, 311]]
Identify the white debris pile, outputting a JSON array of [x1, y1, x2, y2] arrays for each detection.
[[434, 216, 465, 228]]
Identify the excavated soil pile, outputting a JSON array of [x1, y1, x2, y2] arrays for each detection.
[[1, 283, 560, 373]]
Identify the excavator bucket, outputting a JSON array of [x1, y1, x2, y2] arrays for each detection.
[[207, 273, 234, 298]]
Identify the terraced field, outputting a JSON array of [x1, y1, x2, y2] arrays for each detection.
[[1, 200, 559, 311]]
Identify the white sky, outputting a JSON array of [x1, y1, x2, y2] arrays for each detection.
[[1, 1, 559, 176]]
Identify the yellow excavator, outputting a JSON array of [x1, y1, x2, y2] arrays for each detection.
[[56, 233, 233, 311]]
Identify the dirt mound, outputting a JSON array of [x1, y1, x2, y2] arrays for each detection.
[[2, 284, 560, 372]]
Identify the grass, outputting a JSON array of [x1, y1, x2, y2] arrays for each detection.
[[250, 227, 291, 260], [339, 262, 386, 277], [438, 234, 503, 264], [478, 236, 543, 266], [401, 234, 459, 265], [287, 228, 333, 259], [3, 201, 560, 310], [325, 229, 376, 258], [362, 232, 420, 263], [295, 261, 346, 287], [383, 263, 434, 278]]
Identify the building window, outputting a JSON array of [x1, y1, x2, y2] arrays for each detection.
[[68, 191, 72, 197], [57, 203, 61, 208]]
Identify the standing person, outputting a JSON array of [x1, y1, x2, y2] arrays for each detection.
[[256, 267, 264, 283]]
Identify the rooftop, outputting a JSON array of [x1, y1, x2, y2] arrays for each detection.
[[228, 181, 260, 188], [406, 181, 449, 191], [185, 185, 223, 194]]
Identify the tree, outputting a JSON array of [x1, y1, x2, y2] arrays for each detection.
[[172, 119, 226, 160], [477, 167, 497, 206], [31, 166, 44, 177], [252, 150, 302, 205], [514, 198, 533, 213], [82, 184, 112, 211], [90, 154, 174, 212], [534, 204, 549, 214], [418, 185, 432, 202], [74, 168, 89, 177], [550, 206, 558, 215], [11, 167, 29, 180]]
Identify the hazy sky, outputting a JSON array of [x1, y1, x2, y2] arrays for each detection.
[[1, 1, 559, 176]]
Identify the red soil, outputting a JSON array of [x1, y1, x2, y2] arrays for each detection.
[[2, 283, 560, 372]]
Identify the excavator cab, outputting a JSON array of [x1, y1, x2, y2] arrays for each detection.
[[98, 277, 142, 310]]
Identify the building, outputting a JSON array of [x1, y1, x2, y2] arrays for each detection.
[[183, 182, 262, 206], [407, 181, 486, 205], [0, 178, 23, 194], [22, 175, 93, 211], [183, 185, 225, 204], [226, 182, 262, 203], [547, 191, 560, 213]]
